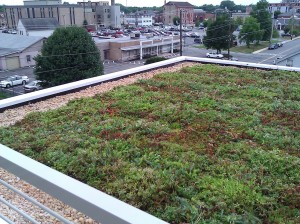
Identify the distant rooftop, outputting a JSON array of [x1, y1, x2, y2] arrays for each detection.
[[164, 1, 194, 7], [19, 18, 60, 31], [0, 33, 44, 56]]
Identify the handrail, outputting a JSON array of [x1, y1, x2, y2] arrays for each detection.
[[0, 178, 73, 224], [0, 144, 168, 224]]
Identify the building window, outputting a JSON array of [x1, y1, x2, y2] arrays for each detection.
[[26, 55, 31, 62]]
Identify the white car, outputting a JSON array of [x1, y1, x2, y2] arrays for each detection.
[[0, 75, 29, 88], [206, 52, 224, 58]]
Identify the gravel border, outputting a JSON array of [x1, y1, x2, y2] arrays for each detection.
[[0, 62, 197, 223]]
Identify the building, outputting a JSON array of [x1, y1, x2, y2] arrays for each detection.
[[0, 12, 6, 27], [78, 1, 121, 28], [163, 1, 194, 26], [193, 9, 205, 23], [4, 4, 95, 29], [268, 2, 300, 13], [23, 0, 62, 5], [17, 17, 60, 37], [96, 5, 121, 28], [231, 12, 250, 22], [94, 35, 180, 61], [124, 13, 153, 27], [0, 33, 45, 70]]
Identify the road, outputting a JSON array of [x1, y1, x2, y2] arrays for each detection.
[[1, 35, 300, 97]]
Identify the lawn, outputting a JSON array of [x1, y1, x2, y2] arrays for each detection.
[[1, 64, 300, 223], [0, 91, 13, 100], [231, 41, 271, 53]]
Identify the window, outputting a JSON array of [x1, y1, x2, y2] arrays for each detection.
[[26, 55, 31, 62]]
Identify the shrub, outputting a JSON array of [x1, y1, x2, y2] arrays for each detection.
[[144, 56, 167, 65]]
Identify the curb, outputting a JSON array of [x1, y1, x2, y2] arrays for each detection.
[[252, 36, 300, 54]]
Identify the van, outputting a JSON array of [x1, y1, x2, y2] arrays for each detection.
[[194, 38, 202, 44]]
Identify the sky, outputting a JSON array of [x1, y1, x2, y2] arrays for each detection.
[[0, 0, 282, 7]]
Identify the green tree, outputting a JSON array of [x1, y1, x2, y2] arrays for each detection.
[[235, 16, 244, 26], [239, 16, 263, 47], [173, 16, 180, 26], [203, 19, 212, 28], [220, 0, 235, 11], [83, 19, 88, 26], [203, 15, 235, 53], [197, 4, 219, 13], [274, 10, 281, 19], [34, 26, 103, 87], [251, 0, 272, 41]]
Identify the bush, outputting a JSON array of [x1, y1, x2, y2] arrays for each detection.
[[144, 56, 167, 65]]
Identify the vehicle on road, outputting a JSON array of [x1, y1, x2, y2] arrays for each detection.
[[194, 38, 202, 44], [24, 80, 43, 93], [190, 33, 200, 38], [277, 42, 283, 47], [0, 75, 29, 88], [268, 43, 279, 50], [206, 52, 224, 58], [281, 33, 291, 37]]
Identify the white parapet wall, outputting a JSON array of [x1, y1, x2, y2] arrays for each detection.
[[1, 56, 300, 110]]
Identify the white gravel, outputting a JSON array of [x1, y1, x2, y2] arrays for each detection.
[[0, 62, 197, 223]]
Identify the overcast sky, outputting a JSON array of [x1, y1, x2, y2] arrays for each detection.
[[0, 0, 281, 7]]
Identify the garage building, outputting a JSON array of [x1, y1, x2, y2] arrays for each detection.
[[0, 33, 45, 71]]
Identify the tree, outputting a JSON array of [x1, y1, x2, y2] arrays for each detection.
[[220, 0, 235, 11], [235, 16, 244, 26], [83, 19, 88, 26], [34, 26, 103, 87], [239, 16, 263, 47], [251, 0, 272, 41], [203, 15, 235, 53], [173, 16, 180, 26], [274, 10, 281, 19]]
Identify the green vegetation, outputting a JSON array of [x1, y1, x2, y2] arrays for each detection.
[[203, 15, 236, 53], [0, 91, 12, 100], [231, 41, 270, 53], [1, 64, 300, 223], [144, 56, 167, 65], [251, 0, 272, 41], [239, 16, 263, 47], [34, 26, 103, 87]]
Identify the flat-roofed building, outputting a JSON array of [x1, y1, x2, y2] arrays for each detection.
[[94, 35, 180, 61], [4, 4, 95, 29], [23, 0, 62, 6]]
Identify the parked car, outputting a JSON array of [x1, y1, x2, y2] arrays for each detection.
[[23, 80, 43, 93], [268, 43, 279, 50], [194, 38, 202, 44], [277, 42, 283, 47], [190, 33, 200, 38], [206, 52, 224, 58], [0, 75, 29, 88], [281, 33, 291, 37]]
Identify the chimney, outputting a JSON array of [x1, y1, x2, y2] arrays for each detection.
[[111, 0, 115, 5], [164, 0, 166, 5]]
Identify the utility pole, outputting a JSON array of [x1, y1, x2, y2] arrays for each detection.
[[270, 11, 274, 44], [227, 17, 231, 59], [291, 6, 294, 40], [180, 9, 183, 56]]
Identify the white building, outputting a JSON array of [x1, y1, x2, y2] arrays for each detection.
[[17, 18, 59, 37], [124, 14, 153, 27]]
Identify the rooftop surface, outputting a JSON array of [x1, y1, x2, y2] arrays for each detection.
[[0, 33, 44, 56], [0, 63, 300, 223]]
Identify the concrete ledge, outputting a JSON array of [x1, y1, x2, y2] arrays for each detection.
[[1, 56, 300, 112]]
